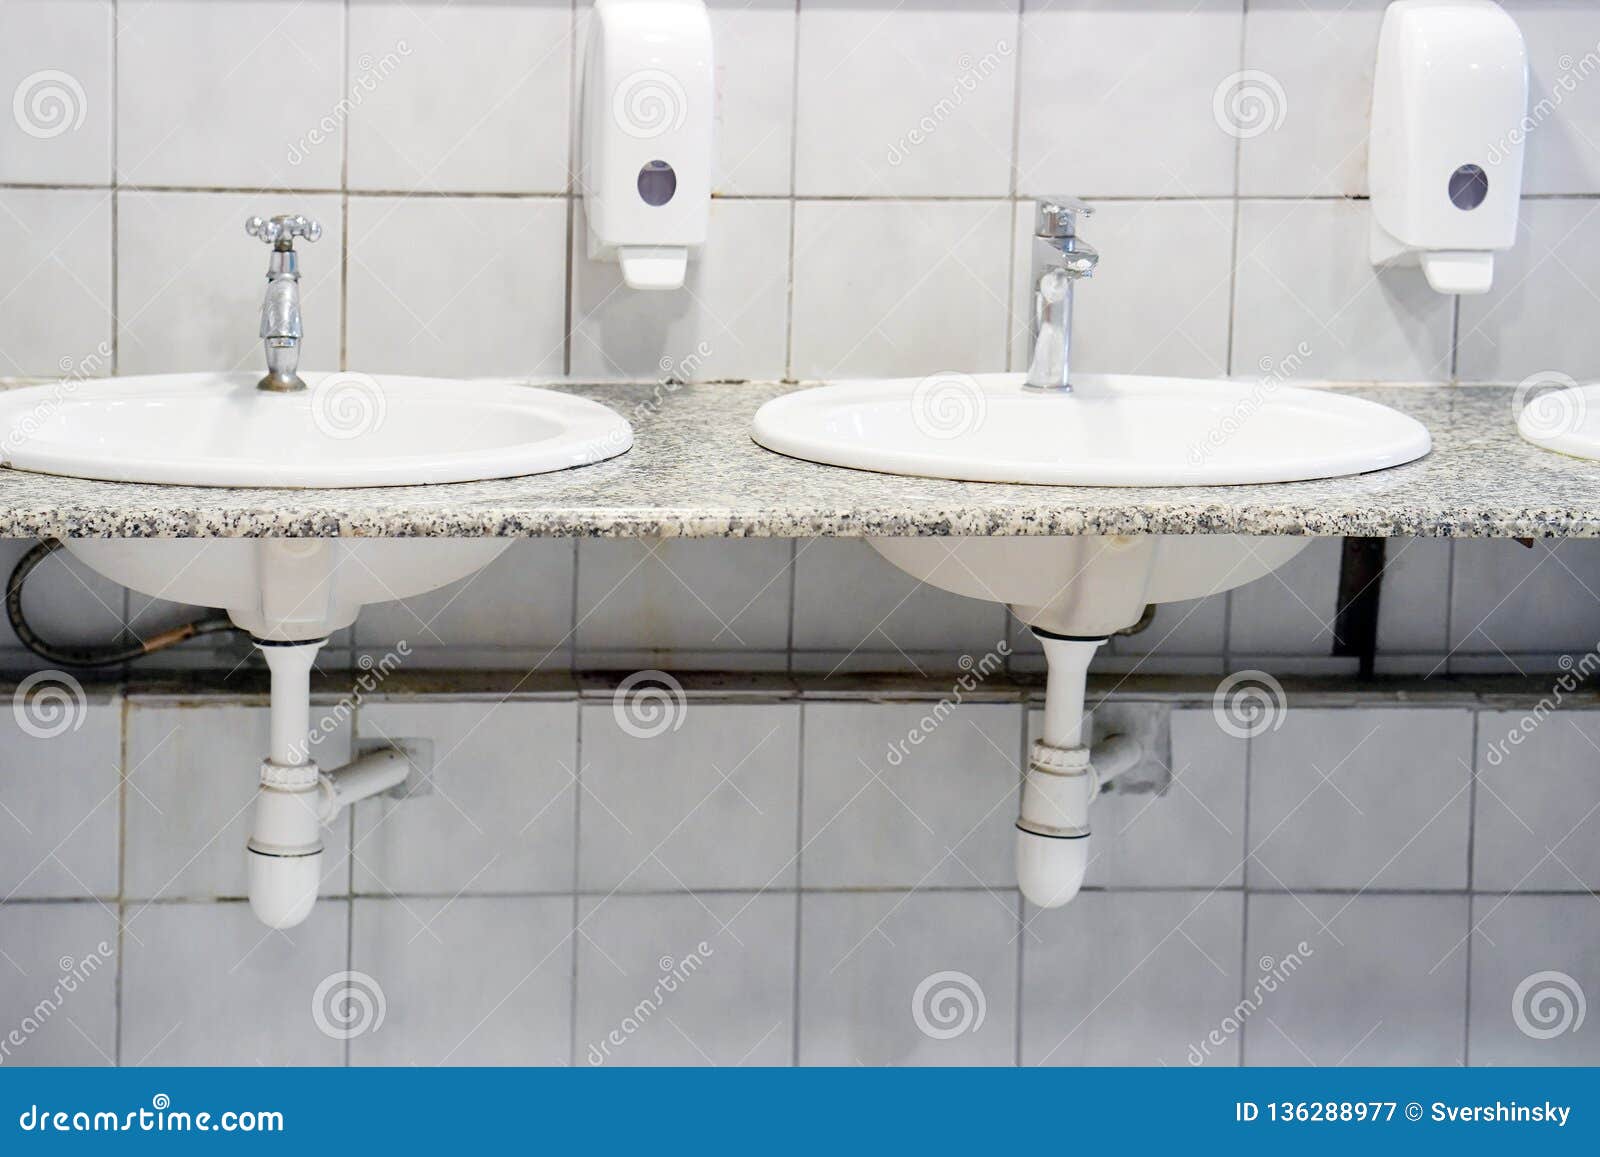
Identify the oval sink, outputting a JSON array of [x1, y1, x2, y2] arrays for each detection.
[[0, 371, 632, 487], [751, 372, 1430, 486], [1517, 383, 1600, 462]]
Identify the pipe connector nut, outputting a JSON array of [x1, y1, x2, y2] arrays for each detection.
[[259, 759, 321, 790], [1028, 739, 1092, 777]]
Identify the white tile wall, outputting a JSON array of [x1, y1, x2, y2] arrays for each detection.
[[120, 899, 347, 1065], [0, 0, 114, 187], [0, 903, 118, 1066], [795, 0, 1018, 198], [705, 0, 796, 197], [117, 0, 346, 189], [1236, 0, 1386, 198], [1021, 890, 1244, 1067], [1473, 711, 1600, 891], [579, 701, 799, 892], [800, 701, 1018, 889], [351, 895, 572, 1065], [799, 889, 1017, 1066], [1016, 0, 1243, 198], [1233, 199, 1456, 382], [0, 188, 112, 378], [345, 195, 568, 378], [790, 199, 1011, 380], [352, 700, 577, 896], [1243, 893, 1469, 1066], [575, 538, 794, 670], [577, 892, 794, 1066], [1468, 893, 1600, 1065], [2, 684, 1598, 1066], [1457, 198, 1600, 383], [0, 696, 120, 900], [346, 0, 573, 195], [1449, 539, 1600, 670], [1247, 708, 1473, 891]]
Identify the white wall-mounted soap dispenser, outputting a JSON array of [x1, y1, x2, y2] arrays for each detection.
[[581, 0, 713, 292], [1368, 0, 1528, 295]]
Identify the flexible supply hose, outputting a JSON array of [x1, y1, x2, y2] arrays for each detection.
[[6, 539, 240, 667]]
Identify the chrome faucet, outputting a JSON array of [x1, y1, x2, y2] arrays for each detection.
[[1024, 197, 1098, 392], [245, 214, 322, 392]]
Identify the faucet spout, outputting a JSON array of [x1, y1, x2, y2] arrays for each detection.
[[245, 214, 322, 392], [1024, 197, 1097, 393]]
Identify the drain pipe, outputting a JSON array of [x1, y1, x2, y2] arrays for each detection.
[[248, 640, 417, 928], [1017, 630, 1144, 908]]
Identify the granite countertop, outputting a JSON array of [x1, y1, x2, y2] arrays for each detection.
[[0, 380, 1594, 540]]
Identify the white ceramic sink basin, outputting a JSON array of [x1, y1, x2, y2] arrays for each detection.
[[0, 371, 632, 487], [1517, 382, 1600, 462], [752, 372, 1430, 486]]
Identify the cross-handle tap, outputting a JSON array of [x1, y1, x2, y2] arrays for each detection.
[[245, 214, 322, 393], [1024, 197, 1098, 393]]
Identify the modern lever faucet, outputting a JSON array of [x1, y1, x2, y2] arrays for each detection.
[[245, 214, 322, 392], [1024, 197, 1098, 392]]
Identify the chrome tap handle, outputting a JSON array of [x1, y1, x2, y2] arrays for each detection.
[[1033, 197, 1098, 277], [245, 214, 323, 249], [1034, 197, 1093, 239]]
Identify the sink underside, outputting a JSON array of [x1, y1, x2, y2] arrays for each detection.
[[752, 372, 1432, 487], [0, 372, 633, 488]]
